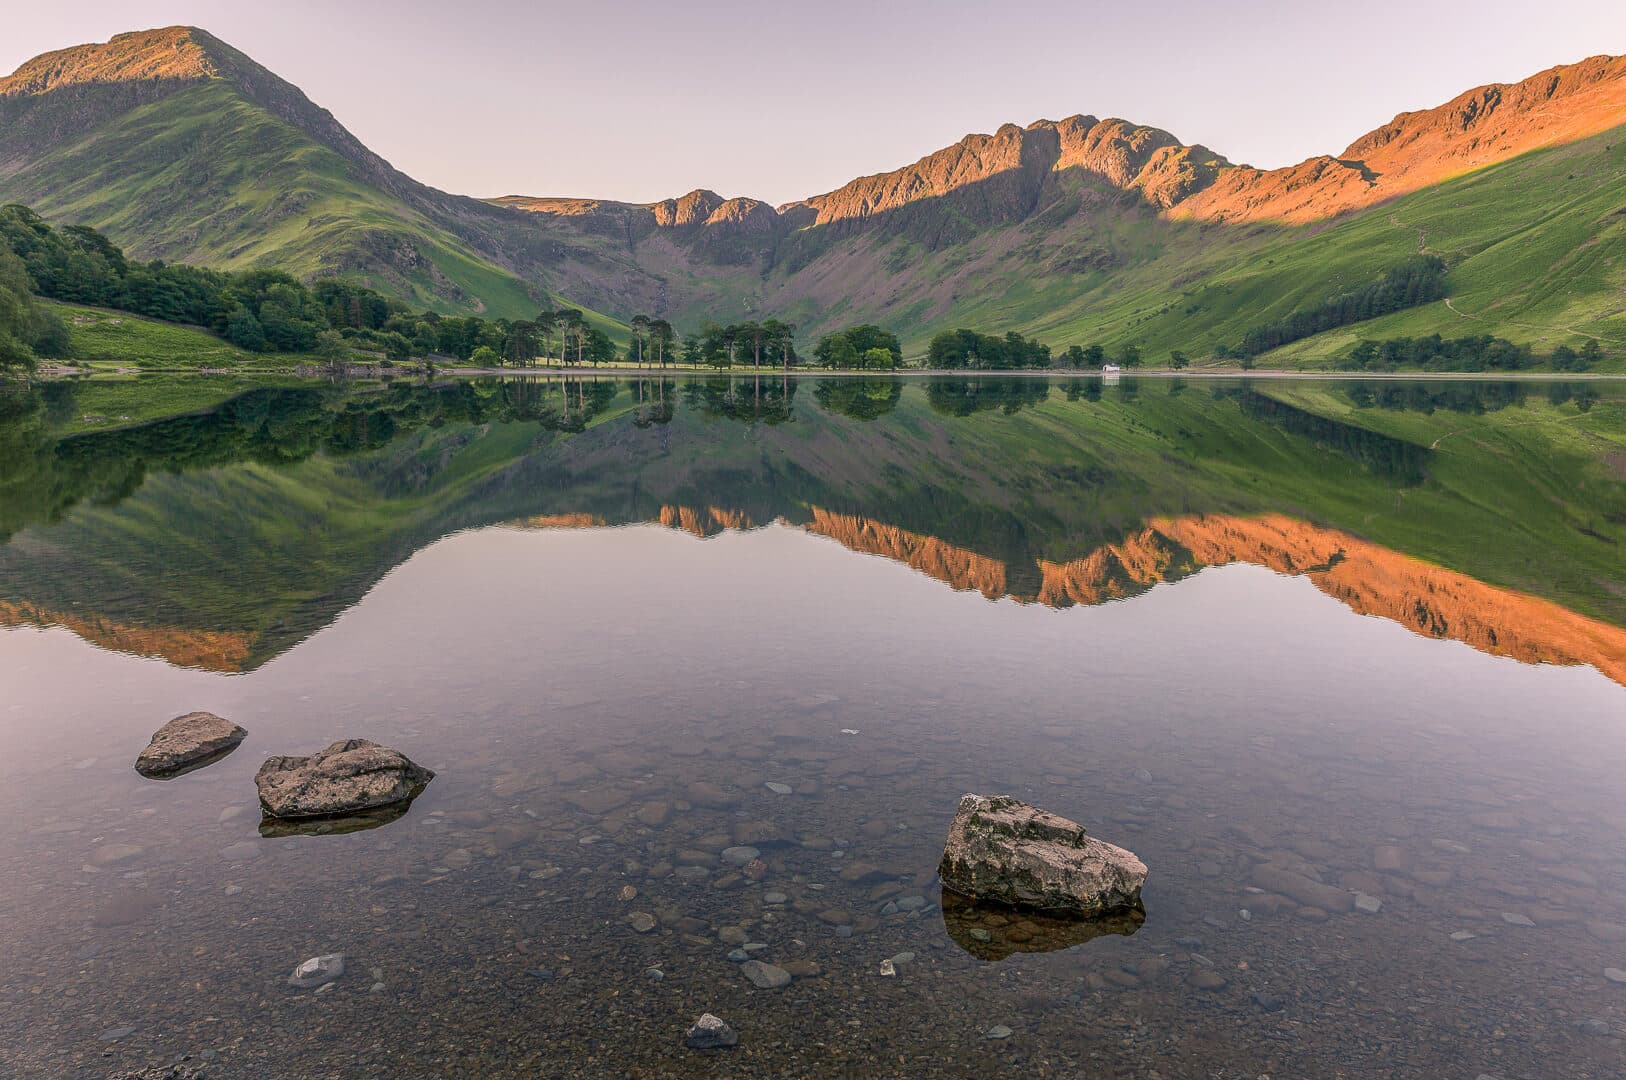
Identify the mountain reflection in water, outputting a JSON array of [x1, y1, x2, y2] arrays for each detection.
[[1, 374, 1622, 685]]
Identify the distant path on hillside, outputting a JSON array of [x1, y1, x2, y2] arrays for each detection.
[[1444, 295, 1626, 347]]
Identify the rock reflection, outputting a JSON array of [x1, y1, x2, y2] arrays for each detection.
[[257, 798, 420, 838], [134, 742, 242, 780], [940, 890, 1145, 962]]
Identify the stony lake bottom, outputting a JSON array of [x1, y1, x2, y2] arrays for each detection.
[[2, 374, 1626, 1078]]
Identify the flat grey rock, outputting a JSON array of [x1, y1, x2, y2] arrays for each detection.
[[256, 739, 433, 820], [135, 712, 246, 778]]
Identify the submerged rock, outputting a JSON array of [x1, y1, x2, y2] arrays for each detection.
[[684, 1013, 738, 1049], [938, 794, 1147, 914], [134, 712, 247, 778], [287, 953, 345, 989], [256, 739, 433, 821], [739, 960, 792, 989]]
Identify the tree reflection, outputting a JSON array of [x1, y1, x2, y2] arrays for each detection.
[[813, 378, 902, 420], [926, 377, 1050, 416]]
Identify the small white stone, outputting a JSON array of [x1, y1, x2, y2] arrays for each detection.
[[879, 959, 896, 977], [288, 953, 345, 988], [1354, 893, 1382, 914], [764, 782, 792, 795], [1604, 967, 1626, 984]]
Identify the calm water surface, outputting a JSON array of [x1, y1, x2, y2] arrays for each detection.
[[2, 374, 1625, 1078]]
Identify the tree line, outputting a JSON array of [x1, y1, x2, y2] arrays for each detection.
[[1238, 256, 1449, 357], [926, 328, 1154, 371], [0, 203, 567, 364]]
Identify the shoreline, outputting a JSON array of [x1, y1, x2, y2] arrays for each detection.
[[436, 366, 1626, 382], [28, 364, 1626, 382]]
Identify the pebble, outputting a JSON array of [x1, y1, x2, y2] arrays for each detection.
[[896, 895, 928, 912], [1188, 969, 1228, 991], [1500, 913, 1536, 928], [1250, 991, 1284, 1012], [1450, 930, 1479, 942], [1174, 936, 1203, 950], [984, 1025, 1012, 1040], [727, 948, 749, 963], [721, 846, 761, 867], [1354, 893, 1382, 914], [684, 1013, 738, 1049], [89, 843, 145, 867], [1575, 1018, 1611, 1035], [645, 967, 665, 981], [99, 1026, 136, 1041], [628, 912, 657, 934], [764, 892, 788, 905], [968, 929, 992, 943], [879, 959, 896, 977], [1604, 968, 1626, 984], [287, 953, 345, 989], [220, 841, 260, 862], [740, 960, 792, 989], [1372, 845, 1409, 872], [764, 782, 793, 795], [223, 884, 243, 897]]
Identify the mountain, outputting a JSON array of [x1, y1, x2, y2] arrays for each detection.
[[0, 27, 618, 320], [1175, 55, 1626, 223], [3, 27, 1625, 357]]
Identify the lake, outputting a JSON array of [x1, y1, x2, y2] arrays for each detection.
[[2, 373, 1625, 1078]]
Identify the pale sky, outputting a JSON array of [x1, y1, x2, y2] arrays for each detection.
[[4, 1, 1624, 206]]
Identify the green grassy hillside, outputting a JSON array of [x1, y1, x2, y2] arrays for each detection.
[[48, 301, 260, 368], [0, 83, 547, 318]]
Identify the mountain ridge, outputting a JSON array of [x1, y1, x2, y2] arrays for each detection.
[[2, 26, 1624, 354]]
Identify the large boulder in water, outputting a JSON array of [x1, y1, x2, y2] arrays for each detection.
[[134, 712, 247, 778], [939, 793, 1147, 914], [255, 739, 433, 820]]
